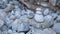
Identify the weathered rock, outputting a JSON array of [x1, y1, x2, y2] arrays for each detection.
[[34, 14, 44, 23], [53, 23, 60, 34]]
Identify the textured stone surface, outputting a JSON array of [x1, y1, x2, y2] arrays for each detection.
[[34, 14, 44, 23], [53, 23, 60, 34]]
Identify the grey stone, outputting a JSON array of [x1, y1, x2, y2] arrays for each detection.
[[49, 0, 57, 6], [42, 28, 56, 34], [56, 15, 60, 23], [19, 32, 25, 34], [40, 2, 49, 7], [34, 14, 44, 23], [43, 8, 50, 15], [0, 19, 4, 28], [41, 15, 54, 28], [12, 19, 30, 32], [53, 23, 60, 34], [27, 27, 42, 34]]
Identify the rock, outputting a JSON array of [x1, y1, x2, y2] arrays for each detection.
[[36, 11, 42, 15], [49, 0, 57, 6], [40, 2, 49, 7], [43, 8, 50, 15], [29, 19, 42, 28], [0, 19, 4, 28], [27, 27, 42, 34], [41, 15, 54, 28], [56, 15, 60, 23], [8, 29, 13, 34], [34, 14, 44, 23], [12, 19, 30, 32], [20, 16, 29, 23], [10, 15, 16, 20], [19, 32, 25, 34], [27, 10, 34, 19], [42, 28, 56, 34], [51, 13, 58, 20], [53, 23, 60, 34], [17, 22, 30, 32], [36, 7, 42, 11]]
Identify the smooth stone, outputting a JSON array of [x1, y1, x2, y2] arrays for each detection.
[[34, 14, 44, 23], [40, 2, 49, 7], [53, 23, 60, 34], [36, 11, 42, 15], [43, 8, 50, 15], [10, 15, 16, 20], [36, 7, 42, 11], [42, 28, 56, 34]]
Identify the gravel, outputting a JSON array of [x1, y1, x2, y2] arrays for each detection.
[[0, 0, 60, 34]]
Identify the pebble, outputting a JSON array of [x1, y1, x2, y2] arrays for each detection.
[[43, 8, 50, 15], [56, 15, 60, 23], [40, 2, 49, 7], [53, 23, 60, 34], [34, 14, 44, 23]]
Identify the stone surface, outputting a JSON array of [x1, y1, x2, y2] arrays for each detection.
[[53, 23, 60, 34], [41, 15, 54, 28], [0, 19, 4, 28], [34, 14, 44, 23], [42, 28, 56, 34], [43, 8, 50, 15], [49, 0, 57, 6]]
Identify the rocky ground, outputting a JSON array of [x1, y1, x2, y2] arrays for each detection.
[[0, 0, 60, 34]]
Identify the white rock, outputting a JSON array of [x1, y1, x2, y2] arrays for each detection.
[[43, 8, 50, 15], [36, 11, 42, 15], [42, 28, 56, 34], [41, 2, 49, 7], [36, 7, 42, 11], [34, 14, 44, 23], [53, 23, 60, 34]]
